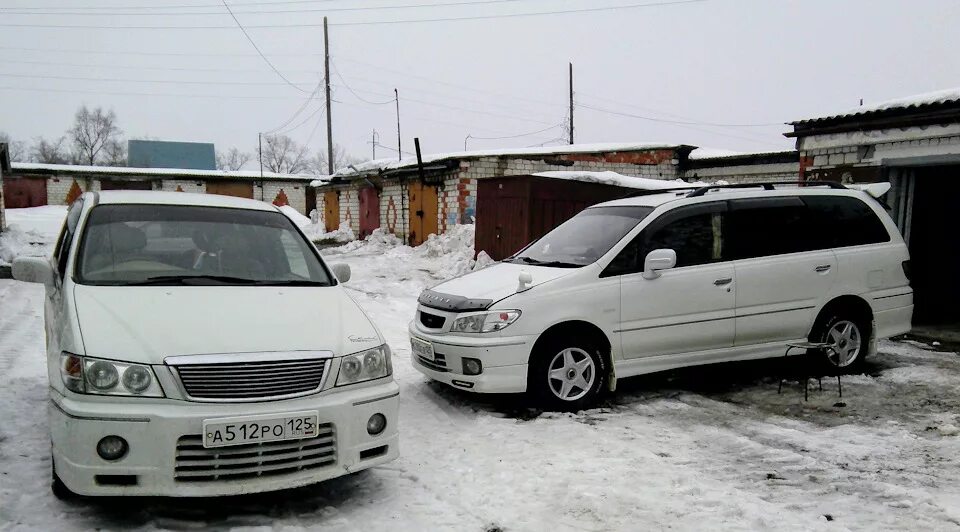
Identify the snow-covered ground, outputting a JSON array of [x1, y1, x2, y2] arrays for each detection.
[[1, 212, 960, 531], [0, 205, 67, 265]]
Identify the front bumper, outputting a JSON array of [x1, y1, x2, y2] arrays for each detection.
[[49, 379, 399, 497], [408, 320, 532, 393]]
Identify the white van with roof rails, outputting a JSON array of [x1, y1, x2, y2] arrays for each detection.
[[409, 182, 913, 410]]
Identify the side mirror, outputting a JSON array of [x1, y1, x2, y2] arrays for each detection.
[[12, 257, 55, 286], [331, 263, 351, 283], [642, 249, 676, 280]]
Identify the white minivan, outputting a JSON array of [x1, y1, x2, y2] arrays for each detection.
[[409, 182, 914, 410], [13, 191, 398, 497]]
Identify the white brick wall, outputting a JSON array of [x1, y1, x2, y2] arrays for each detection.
[[339, 187, 360, 233], [262, 181, 308, 215], [159, 179, 206, 194], [380, 182, 407, 239], [683, 162, 801, 184], [47, 176, 99, 205]]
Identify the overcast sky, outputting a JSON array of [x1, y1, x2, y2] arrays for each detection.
[[1, 0, 958, 170]]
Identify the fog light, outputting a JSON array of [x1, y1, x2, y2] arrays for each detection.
[[462, 358, 482, 376], [366, 413, 387, 436], [96, 436, 128, 461]]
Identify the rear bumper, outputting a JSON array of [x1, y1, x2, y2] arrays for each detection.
[[875, 304, 914, 339], [49, 380, 399, 497], [408, 321, 531, 393]]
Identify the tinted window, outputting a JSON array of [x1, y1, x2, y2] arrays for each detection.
[[805, 196, 890, 247], [75, 204, 333, 286], [54, 199, 83, 279], [604, 204, 725, 276], [506, 206, 653, 268], [727, 197, 813, 259]]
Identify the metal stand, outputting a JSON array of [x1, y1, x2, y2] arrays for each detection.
[[778, 341, 842, 401]]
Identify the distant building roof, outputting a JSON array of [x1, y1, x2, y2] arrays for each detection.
[[128, 140, 217, 170], [10, 162, 313, 182], [330, 142, 694, 181], [687, 148, 798, 169], [787, 88, 960, 138]]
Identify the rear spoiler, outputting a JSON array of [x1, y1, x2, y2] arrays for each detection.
[[847, 182, 891, 199]]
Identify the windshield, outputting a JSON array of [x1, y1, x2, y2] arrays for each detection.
[[75, 204, 333, 286], [506, 206, 654, 267]]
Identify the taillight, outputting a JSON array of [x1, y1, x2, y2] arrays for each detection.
[[901, 260, 912, 281]]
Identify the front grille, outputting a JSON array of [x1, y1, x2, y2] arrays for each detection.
[[174, 358, 327, 400], [419, 311, 446, 329], [174, 425, 336, 482], [417, 353, 448, 372]]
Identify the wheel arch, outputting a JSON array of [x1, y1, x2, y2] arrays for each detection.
[[529, 320, 616, 391], [808, 294, 875, 340]]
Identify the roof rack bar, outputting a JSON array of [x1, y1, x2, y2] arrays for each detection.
[[619, 186, 701, 199], [685, 180, 845, 198]]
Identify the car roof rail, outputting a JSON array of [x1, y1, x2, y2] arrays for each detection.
[[618, 186, 703, 199], [684, 180, 846, 198]]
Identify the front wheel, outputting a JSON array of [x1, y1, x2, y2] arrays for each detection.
[[51, 456, 78, 501], [529, 339, 606, 411]]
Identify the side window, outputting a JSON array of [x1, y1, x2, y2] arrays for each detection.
[[604, 203, 725, 276], [55, 200, 83, 279], [727, 197, 814, 259], [805, 196, 890, 247]]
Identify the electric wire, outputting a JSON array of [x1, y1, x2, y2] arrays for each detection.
[[219, 0, 308, 93]]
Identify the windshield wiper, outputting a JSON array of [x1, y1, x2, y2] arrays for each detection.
[[127, 275, 260, 286], [508, 256, 582, 268], [253, 279, 331, 287]]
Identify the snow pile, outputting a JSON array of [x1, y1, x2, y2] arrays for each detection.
[[0, 206, 67, 265], [278, 205, 311, 227], [418, 224, 479, 279], [334, 228, 404, 254], [303, 220, 356, 244], [533, 171, 726, 190], [473, 250, 495, 270]]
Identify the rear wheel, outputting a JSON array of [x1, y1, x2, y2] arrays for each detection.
[[811, 313, 870, 372], [529, 338, 606, 411]]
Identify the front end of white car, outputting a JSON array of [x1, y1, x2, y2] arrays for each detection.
[[49, 356, 399, 497]]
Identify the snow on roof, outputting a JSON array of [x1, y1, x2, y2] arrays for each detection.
[[532, 171, 703, 190], [95, 190, 278, 210], [332, 142, 686, 178], [10, 162, 316, 181], [687, 147, 796, 161], [792, 87, 960, 124]]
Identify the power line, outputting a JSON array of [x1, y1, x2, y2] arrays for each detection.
[[578, 102, 785, 127], [0, 0, 708, 29], [3, 57, 318, 75], [0, 0, 556, 16], [467, 123, 564, 141], [0, 84, 300, 100], [262, 81, 325, 133], [0, 44, 309, 57], [331, 61, 395, 105], [219, 0, 308, 93], [0, 71, 312, 86]]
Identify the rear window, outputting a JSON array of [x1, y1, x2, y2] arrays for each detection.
[[75, 204, 333, 286], [727, 195, 890, 260]]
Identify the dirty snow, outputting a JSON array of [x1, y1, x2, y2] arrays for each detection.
[[532, 171, 705, 190], [1, 210, 960, 531]]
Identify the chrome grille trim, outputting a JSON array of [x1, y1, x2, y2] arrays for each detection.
[[174, 425, 336, 482], [167, 351, 332, 402]]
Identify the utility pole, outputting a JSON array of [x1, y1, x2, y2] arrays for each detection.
[[323, 16, 334, 175], [568, 62, 574, 145], [394, 88, 401, 160], [258, 133, 264, 201], [369, 129, 379, 160]]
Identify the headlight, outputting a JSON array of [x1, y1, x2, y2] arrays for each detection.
[[336, 344, 392, 386], [59, 353, 164, 397], [450, 310, 521, 333]]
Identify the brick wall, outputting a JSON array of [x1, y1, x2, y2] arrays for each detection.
[[47, 176, 100, 205], [339, 187, 360, 233], [263, 181, 308, 214], [683, 162, 800, 184], [159, 179, 206, 193], [380, 182, 407, 239], [0, 169, 5, 231]]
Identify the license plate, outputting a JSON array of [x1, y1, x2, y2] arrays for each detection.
[[411, 336, 435, 361], [202, 411, 320, 448]]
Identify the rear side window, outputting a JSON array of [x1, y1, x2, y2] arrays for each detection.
[[54, 199, 83, 279], [805, 196, 890, 248], [727, 195, 890, 260]]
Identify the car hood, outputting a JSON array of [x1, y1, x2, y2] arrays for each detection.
[[72, 284, 382, 364], [428, 262, 576, 306]]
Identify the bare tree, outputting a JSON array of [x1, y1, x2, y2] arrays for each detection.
[[309, 144, 363, 175], [30, 136, 71, 164], [216, 147, 252, 171], [261, 134, 310, 174], [0, 131, 26, 162], [68, 105, 122, 165], [101, 139, 127, 167]]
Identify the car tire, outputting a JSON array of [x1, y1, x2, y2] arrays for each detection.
[[51, 456, 78, 501], [529, 337, 606, 411], [810, 311, 870, 373]]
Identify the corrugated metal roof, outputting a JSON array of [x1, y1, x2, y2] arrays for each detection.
[[789, 88, 960, 126]]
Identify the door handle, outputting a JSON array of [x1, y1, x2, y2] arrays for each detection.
[[815, 265, 832, 273], [714, 278, 733, 286]]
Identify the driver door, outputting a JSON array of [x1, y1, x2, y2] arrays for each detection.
[[606, 202, 736, 359]]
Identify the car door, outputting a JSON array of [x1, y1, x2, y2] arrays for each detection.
[[727, 196, 837, 346], [45, 199, 83, 359], [606, 202, 736, 359]]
